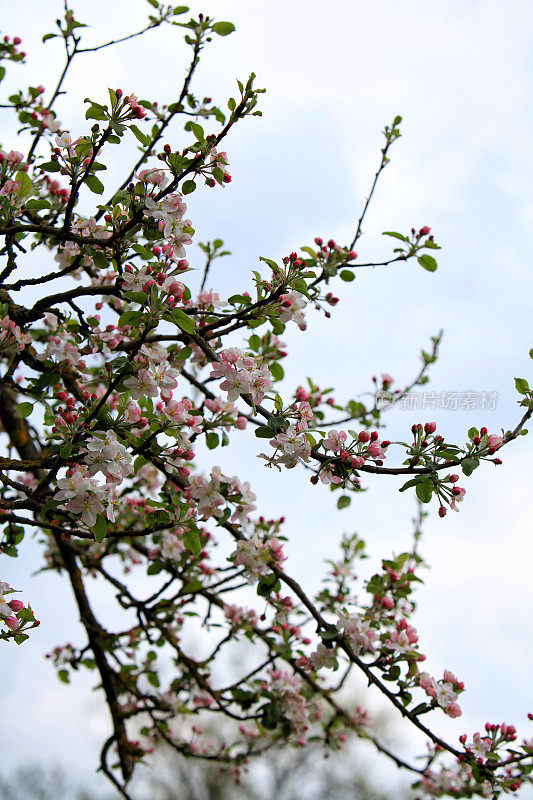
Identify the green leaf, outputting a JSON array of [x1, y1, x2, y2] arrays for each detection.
[[259, 256, 279, 271], [188, 122, 204, 141], [130, 124, 151, 146], [16, 402, 33, 419], [337, 495, 351, 510], [15, 171, 32, 198], [339, 269, 355, 282], [181, 579, 202, 594], [26, 198, 51, 211], [85, 105, 108, 121], [183, 529, 201, 557], [118, 310, 144, 327], [271, 317, 285, 335], [171, 308, 195, 334], [415, 481, 433, 503], [84, 174, 104, 194], [255, 426, 273, 439], [515, 377, 530, 395], [92, 514, 107, 543], [399, 478, 419, 493], [269, 362, 284, 382], [383, 231, 408, 242], [40, 160, 61, 173], [42, 33, 57, 43], [181, 179, 196, 195], [211, 21, 236, 36], [206, 432, 219, 449], [174, 346, 192, 361], [248, 334, 261, 352], [461, 457, 479, 477], [60, 442, 73, 459], [58, 669, 70, 684], [228, 294, 251, 305], [257, 572, 280, 599], [418, 254, 438, 272]]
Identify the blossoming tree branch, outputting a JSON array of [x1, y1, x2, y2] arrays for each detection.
[[0, 3, 531, 798]]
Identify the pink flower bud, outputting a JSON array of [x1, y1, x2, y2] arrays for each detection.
[[236, 417, 247, 430], [424, 421, 437, 434], [8, 600, 23, 612], [5, 615, 20, 631], [368, 442, 385, 459], [419, 226, 431, 236], [358, 431, 370, 443]]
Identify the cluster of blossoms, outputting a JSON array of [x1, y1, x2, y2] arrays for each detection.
[[277, 290, 307, 330], [144, 191, 193, 249], [418, 669, 464, 718], [337, 610, 377, 655], [0, 315, 32, 352], [262, 668, 312, 742], [53, 431, 133, 526], [260, 424, 312, 470], [204, 397, 247, 431], [230, 531, 286, 581], [188, 466, 256, 523], [210, 347, 274, 405], [0, 581, 24, 631]]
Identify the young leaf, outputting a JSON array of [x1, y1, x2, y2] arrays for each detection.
[[92, 515, 107, 543], [339, 269, 355, 282], [181, 179, 196, 195], [84, 174, 104, 194], [206, 432, 219, 450], [415, 482, 433, 503], [171, 308, 195, 334], [183, 529, 201, 557], [211, 21, 236, 36], [418, 254, 438, 272], [337, 495, 351, 509], [383, 231, 408, 242], [16, 402, 33, 418]]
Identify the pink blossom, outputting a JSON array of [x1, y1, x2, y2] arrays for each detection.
[[323, 430, 347, 452], [445, 702, 462, 718]]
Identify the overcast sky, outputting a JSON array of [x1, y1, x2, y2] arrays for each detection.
[[0, 0, 532, 796]]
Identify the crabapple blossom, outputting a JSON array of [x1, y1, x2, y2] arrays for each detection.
[[337, 612, 377, 655], [0, 8, 530, 798]]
